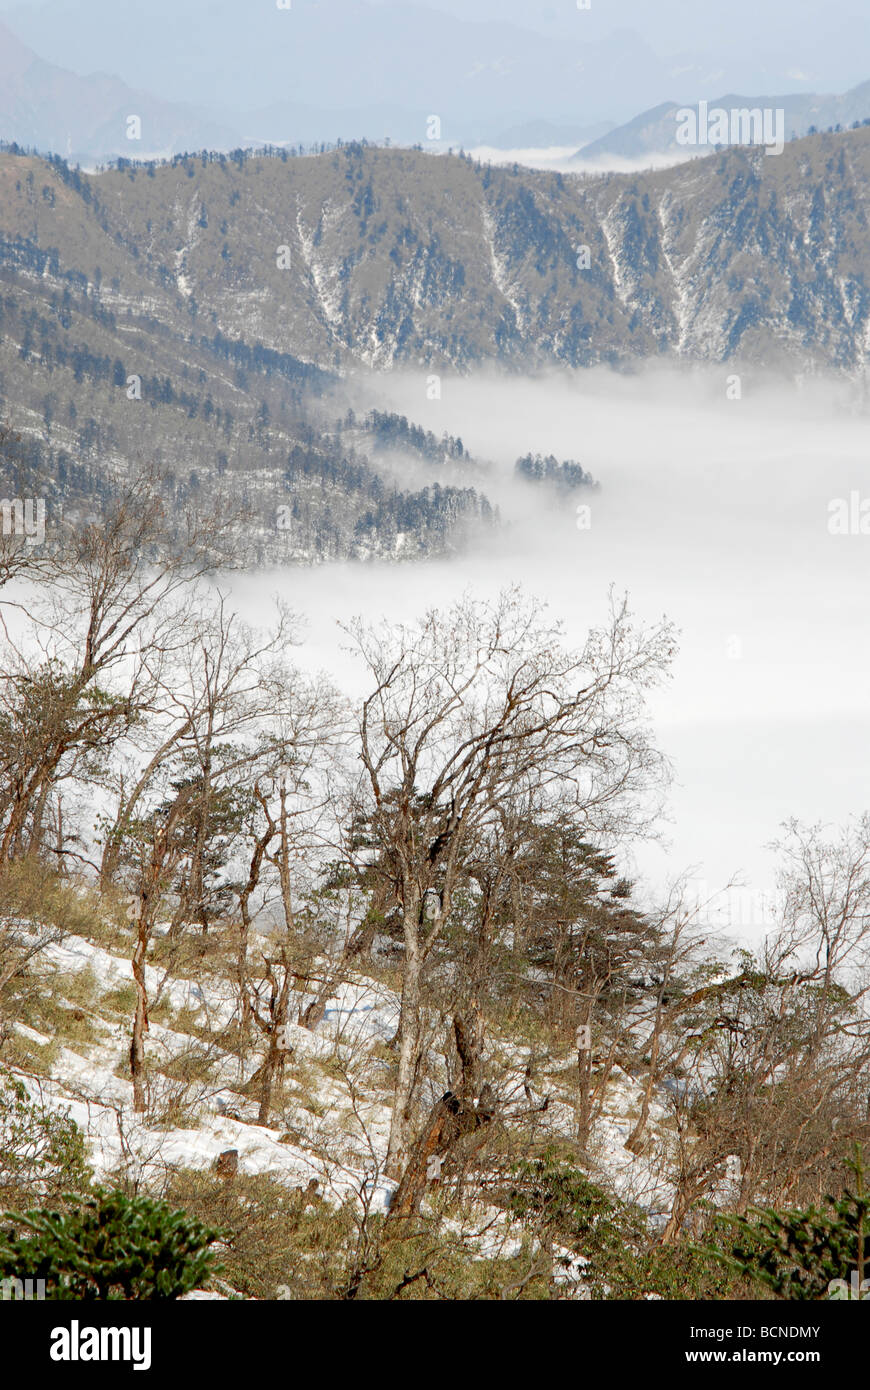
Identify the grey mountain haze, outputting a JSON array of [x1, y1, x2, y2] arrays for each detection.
[[7, 0, 870, 157], [577, 80, 870, 162]]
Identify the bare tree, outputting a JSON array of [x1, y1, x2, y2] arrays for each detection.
[[655, 820, 870, 1240], [0, 474, 232, 868], [111, 593, 340, 1115], [350, 589, 676, 1174]]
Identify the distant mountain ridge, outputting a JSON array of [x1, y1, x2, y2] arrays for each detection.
[[0, 21, 238, 161], [0, 20, 613, 161], [0, 11, 671, 161], [6, 8, 870, 170], [4, 128, 870, 563], [0, 1, 690, 141], [0, 131, 866, 373], [574, 80, 870, 162]]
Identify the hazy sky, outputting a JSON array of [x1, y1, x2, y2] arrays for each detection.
[[387, 0, 869, 52], [2, 0, 865, 48], [3, 0, 870, 132]]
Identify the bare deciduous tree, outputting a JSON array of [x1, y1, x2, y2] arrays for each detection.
[[350, 588, 676, 1174]]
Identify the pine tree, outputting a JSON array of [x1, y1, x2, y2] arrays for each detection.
[[713, 1147, 868, 1299], [0, 1188, 223, 1299]]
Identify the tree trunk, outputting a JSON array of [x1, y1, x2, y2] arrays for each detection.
[[130, 917, 149, 1113], [256, 952, 292, 1125], [257, 1035, 285, 1126], [388, 1087, 493, 1219], [386, 909, 422, 1176]]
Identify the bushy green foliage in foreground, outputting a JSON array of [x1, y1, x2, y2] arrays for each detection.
[[0, 1187, 222, 1299], [712, 1149, 869, 1300]]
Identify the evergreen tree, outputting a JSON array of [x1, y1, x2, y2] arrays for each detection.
[[0, 1188, 223, 1299], [712, 1148, 868, 1299]]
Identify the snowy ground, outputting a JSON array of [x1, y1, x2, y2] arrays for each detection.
[[4, 923, 701, 1294]]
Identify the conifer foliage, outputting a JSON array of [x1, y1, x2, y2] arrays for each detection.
[[0, 1188, 222, 1299]]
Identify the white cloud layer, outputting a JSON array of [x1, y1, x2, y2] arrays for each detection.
[[229, 364, 870, 921]]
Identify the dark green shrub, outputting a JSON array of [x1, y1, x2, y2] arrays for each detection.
[[0, 1187, 223, 1299], [507, 1149, 739, 1299], [712, 1149, 869, 1300]]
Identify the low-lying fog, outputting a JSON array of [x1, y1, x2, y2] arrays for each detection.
[[232, 365, 870, 928], [462, 146, 693, 175]]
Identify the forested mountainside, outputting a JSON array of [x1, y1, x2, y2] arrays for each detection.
[[0, 146, 507, 563], [4, 132, 870, 375], [1, 127, 869, 562]]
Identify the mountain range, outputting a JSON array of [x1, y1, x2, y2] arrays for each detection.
[[4, 127, 870, 565], [0, 1, 734, 143], [2, 131, 867, 373], [575, 80, 870, 162], [5, 10, 870, 170], [0, 21, 239, 161], [0, 11, 667, 161]]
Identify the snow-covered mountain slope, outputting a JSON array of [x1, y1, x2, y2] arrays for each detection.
[[5, 131, 870, 376], [5, 918, 691, 1293]]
